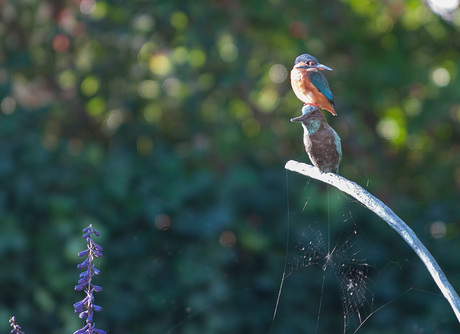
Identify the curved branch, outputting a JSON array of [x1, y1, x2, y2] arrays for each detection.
[[285, 160, 460, 322]]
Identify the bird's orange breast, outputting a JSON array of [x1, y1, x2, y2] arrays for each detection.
[[290, 68, 336, 116]]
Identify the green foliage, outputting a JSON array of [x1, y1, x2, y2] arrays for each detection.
[[1, 0, 460, 333]]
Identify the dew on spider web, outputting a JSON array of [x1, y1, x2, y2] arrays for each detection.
[[287, 222, 375, 334], [335, 250, 374, 333], [288, 225, 326, 272]]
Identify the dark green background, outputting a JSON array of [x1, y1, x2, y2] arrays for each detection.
[[1, 0, 460, 333]]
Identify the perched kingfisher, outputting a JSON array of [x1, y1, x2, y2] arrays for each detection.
[[291, 104, 342, 174], [290, 53, 336, 116]]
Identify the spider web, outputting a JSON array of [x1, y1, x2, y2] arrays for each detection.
[[287, 221, 375, 334], [270, 177, 409, 334], [269, 170, 460, 334]]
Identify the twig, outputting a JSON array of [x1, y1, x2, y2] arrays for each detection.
[[285, 160, 460, 322]]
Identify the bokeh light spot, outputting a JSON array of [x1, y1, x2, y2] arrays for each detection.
[[154, 214, 171, 231], [257, 87, 279, 112], [86, 96, 106, 117], [172, 47, 188, 65], [170, 11, 188, 30], [269, 64, 288, 83], [218, 34, 238, 62], [80, 0, 96, 15], [219, 231, 236, 247], [53, 34, 70, 52], [289, 21, 307, 38], [133, 14, 154, 32], [81, 75, 100, 97], [149, 53, 173, 76], [376, 14, 394, 33], [403, 97, 422, 116], [377, 118, 400, 141], [1, 96, 16, 115], [230, 99, 250, 120], [104, 109, 124, 134], [143, 104, 162, 123], [58, 70, 76, 90], [430, 221, 446, 239], [189, 49, 206, 68], [220, 43, 238, 62], [138, 80, 160, 99], [197, 73, 215, 90], [432, 67, 450, 87], [377, 107, 407, 146]]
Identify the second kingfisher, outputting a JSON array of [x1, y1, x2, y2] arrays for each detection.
[[290, 53, 336, 116]]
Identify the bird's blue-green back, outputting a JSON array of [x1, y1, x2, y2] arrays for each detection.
[[308, 71, 334, 105]]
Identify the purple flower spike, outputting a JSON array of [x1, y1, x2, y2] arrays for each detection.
[[74, 224, 105, 334], [9, 317, 25, 334]]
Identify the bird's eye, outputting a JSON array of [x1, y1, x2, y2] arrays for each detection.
[[307, 61, 315, 66]]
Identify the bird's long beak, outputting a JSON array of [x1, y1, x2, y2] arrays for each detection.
[[290, 114, 309, 122], [316, 63, 332, 71], [296, 63, 333, 71]]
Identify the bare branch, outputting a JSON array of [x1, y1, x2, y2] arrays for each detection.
[[285, 160, 460, 322]]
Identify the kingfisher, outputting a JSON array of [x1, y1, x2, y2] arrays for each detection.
[[290, 53, 336, 116], [291, 104, 342, 174]]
